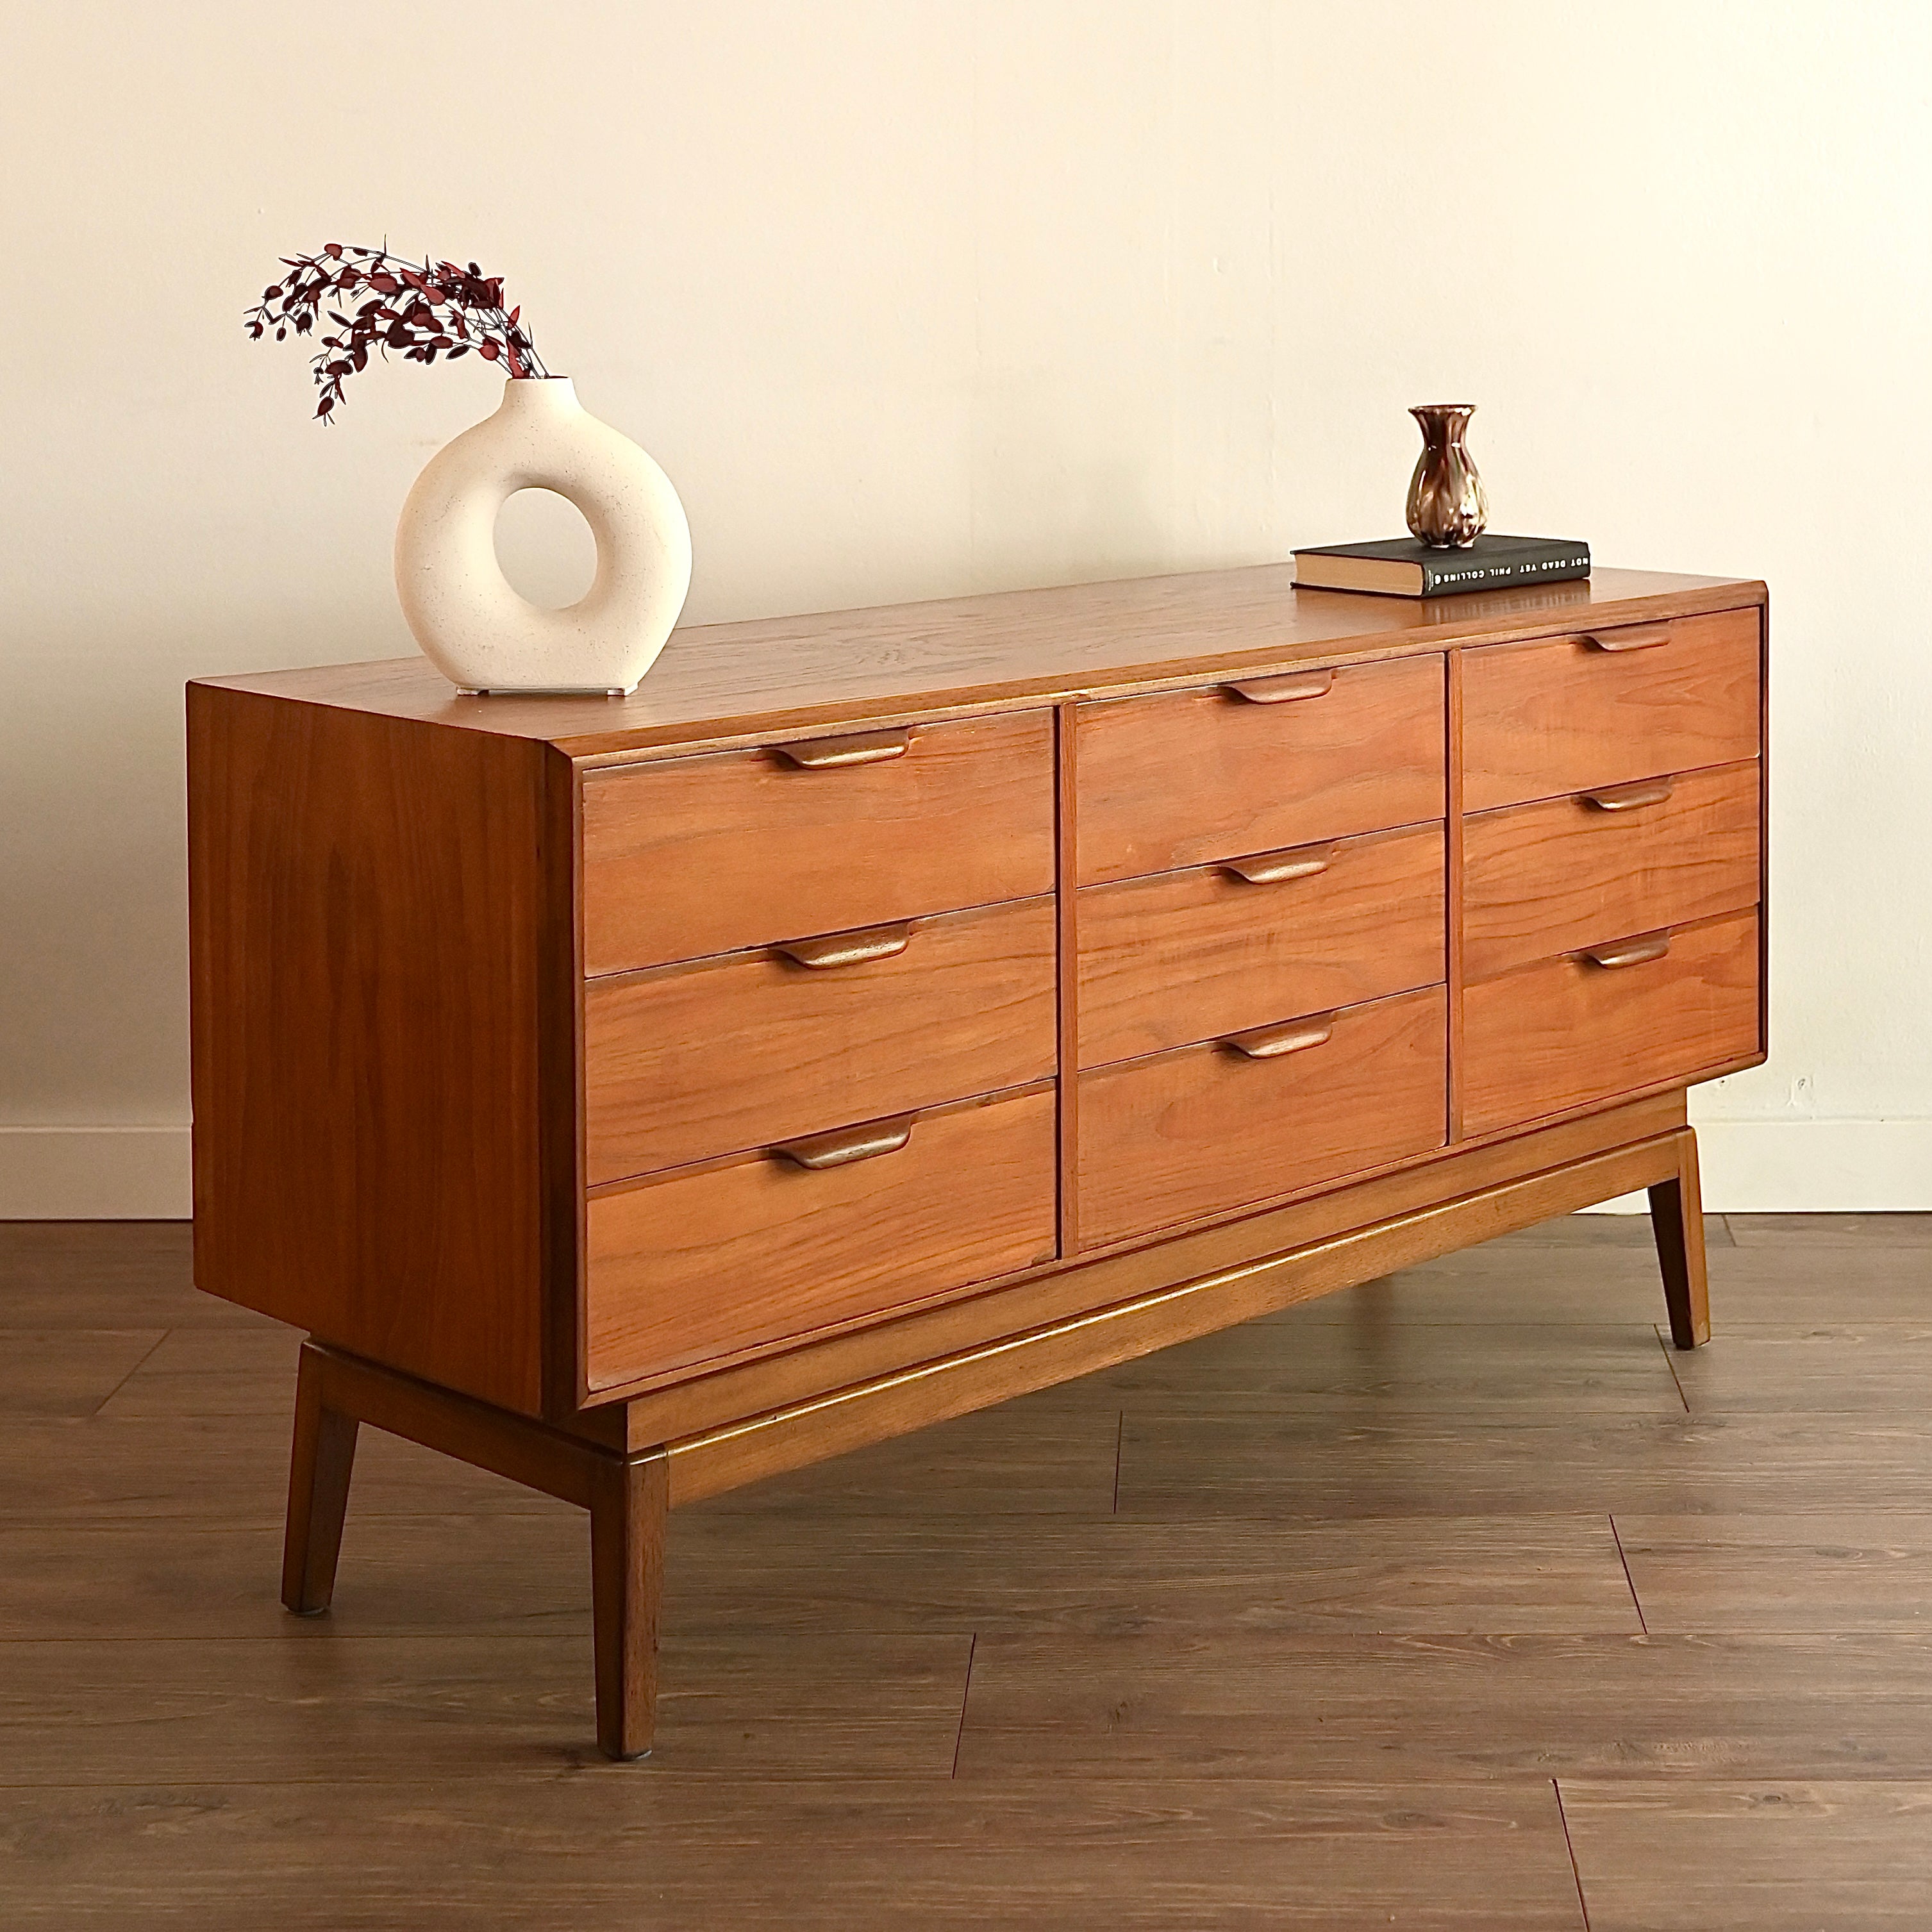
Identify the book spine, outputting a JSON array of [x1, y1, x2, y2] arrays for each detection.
[[1418, 551, 1592, 596]]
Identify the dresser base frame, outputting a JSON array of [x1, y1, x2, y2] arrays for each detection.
[[281, 1116, 1710, 1760]]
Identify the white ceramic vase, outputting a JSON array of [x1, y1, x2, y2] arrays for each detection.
[[393, 376, 692, 695]]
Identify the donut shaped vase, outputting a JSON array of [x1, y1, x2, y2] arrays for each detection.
[[394, 376, 692, 695]]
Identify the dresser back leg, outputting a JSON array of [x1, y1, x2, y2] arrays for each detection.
[[281, 1339, 361, 1614], [590, 1452, 670, 1761], [1648, 1126, 1711, 1349]]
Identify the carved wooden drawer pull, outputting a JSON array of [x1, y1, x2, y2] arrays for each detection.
[[1220, 1013, 1337, 1060], [1581, 931, 1672, 970], [1221, 842, 1335, 885], [770, 922, 913, 970], [1581, 778, 1676, 812], [1581, 624, 1672, 653], [773, 727, 912, 769], [1221, 668, 1336, 704], [774, 1115, 915, 1170]]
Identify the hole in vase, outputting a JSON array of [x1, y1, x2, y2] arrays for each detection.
[[494, 487, 597, 610]]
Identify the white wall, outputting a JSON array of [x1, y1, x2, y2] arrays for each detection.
[[2, 1, 1928, 1215]]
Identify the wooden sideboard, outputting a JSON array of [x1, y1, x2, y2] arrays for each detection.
[[187, 562, 1768, 1759]]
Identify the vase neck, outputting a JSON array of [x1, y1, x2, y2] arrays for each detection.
[[1410, 403, 1474, 448], [497, 374, 581, 420]]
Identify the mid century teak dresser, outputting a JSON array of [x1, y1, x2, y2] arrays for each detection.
[[187, 562, 1768, 1758]]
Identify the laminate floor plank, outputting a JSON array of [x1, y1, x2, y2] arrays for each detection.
[[1615, 1513, 1932, 1632], [954, 1632, 1932, 1781], [1669, 1324, 1932, 1413], [0, 1778, 1588, 1931], [0, 1512, 1642, 1642], [0, 1331, 165, 1417], [0, 1634, 970, 1784], [0, 1413, 577, 1527], [1560, 1779, 1932, 1930], [1115, 1408, 1932, 1518], [92, 1326, 303, 1418], [0, 1222, 265, 1330], [1726, 1213, 1932, 1249]]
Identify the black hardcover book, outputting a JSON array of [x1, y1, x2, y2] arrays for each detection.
[[1292, 533, 1591, 598]]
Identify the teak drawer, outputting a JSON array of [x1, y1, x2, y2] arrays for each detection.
[[584, 1087, 1058, 1390], [1076, 822, 1445, 1067], [1462, 608, 1760, 811], [1463, 760, 1761, 982], [1075, 654, 1444, 886], [584, 897, 1058, 1183], [581, 710, 1056, 975], [1076, 985, 1447, 1250], [1461, 909, 1761, 1136]]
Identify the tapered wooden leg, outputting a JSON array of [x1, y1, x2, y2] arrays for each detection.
[[1649, 1128, 1711, 1349], [589, 1451, 670, 1761], [281, 1339, 360, 1614]]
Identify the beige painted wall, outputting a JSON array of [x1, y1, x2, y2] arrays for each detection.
[[2, 1, 1928, 1213]]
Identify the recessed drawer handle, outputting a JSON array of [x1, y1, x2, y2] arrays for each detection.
[[772, 922, 913, 970], [774, 727, 912, 769], [1581, 778, 1676, 812], [774, 1115, 915, 1170], [1220, 1013, 1337, 1059], [1222, 842, 1335, 885], [1582, 931, 1672, 970], [1221, 669, 1337, 704], [1581, 625, 1672, 653]]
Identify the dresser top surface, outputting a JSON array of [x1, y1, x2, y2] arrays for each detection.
[[196, 562, 1765, 758]]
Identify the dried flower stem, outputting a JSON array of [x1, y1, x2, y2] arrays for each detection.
[[244, 243, 546, 421]]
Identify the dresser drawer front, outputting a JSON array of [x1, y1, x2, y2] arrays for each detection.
[[1464, 761, 1760, 981], [1462, 910, 1760, 1136], [1076, 822, 1444, 1068], [1462, 607, 1760, 812], [1075, 655, 1444, 887], [585, 1088, 1058, 1389], [581, 711, 1056, 975], [1076, 985, 1447, 1250], [585, 898, 1058, 1183]]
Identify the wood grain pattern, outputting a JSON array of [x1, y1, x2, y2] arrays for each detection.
[[1461, 910, 1761, 1137], [187, 685, 562, 1416], [1076, 823, 1444, 1068], [1561, 1781, 1932, 1932], [1463, 758, 1761, 981], [607, 1094, 1687, 1435], [1075, 986, 1448, 1251], [953, 1630, 1932, 1781], [197, 565, 1761, 760], [1074, 654, 1445, 886], [581, 710, 1054, 974], [0, 1777, 1586, 1929], [584, 897, 1057, 1183], [665, 1135, 1683, 1505], [585, 1087, 1059, 1392], [1462, 606, 1761, 810]]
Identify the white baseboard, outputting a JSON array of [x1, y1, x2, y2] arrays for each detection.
[[0, 1126, 192, 1219], [1, 1119, 1928, 1220]]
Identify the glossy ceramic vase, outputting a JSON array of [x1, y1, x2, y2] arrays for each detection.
[[394, 376, 692, 694], [1405, 403, 1489, 549]]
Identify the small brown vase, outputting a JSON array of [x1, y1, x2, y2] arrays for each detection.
[[1406, 404, 1489, 549]]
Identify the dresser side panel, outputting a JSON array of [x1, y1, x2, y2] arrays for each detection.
[[188, 685, 556, 1415]]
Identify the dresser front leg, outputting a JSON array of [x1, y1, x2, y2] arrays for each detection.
[[281, 1338, 361, 1615], [589, 1450, 670, 1760], [1649, 1127, 1711, 1349]]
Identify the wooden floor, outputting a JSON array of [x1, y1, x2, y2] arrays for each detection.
[[4, 1216, 1931, 1928]]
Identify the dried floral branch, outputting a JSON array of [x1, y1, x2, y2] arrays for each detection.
[[244, 243, 547, 421]]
